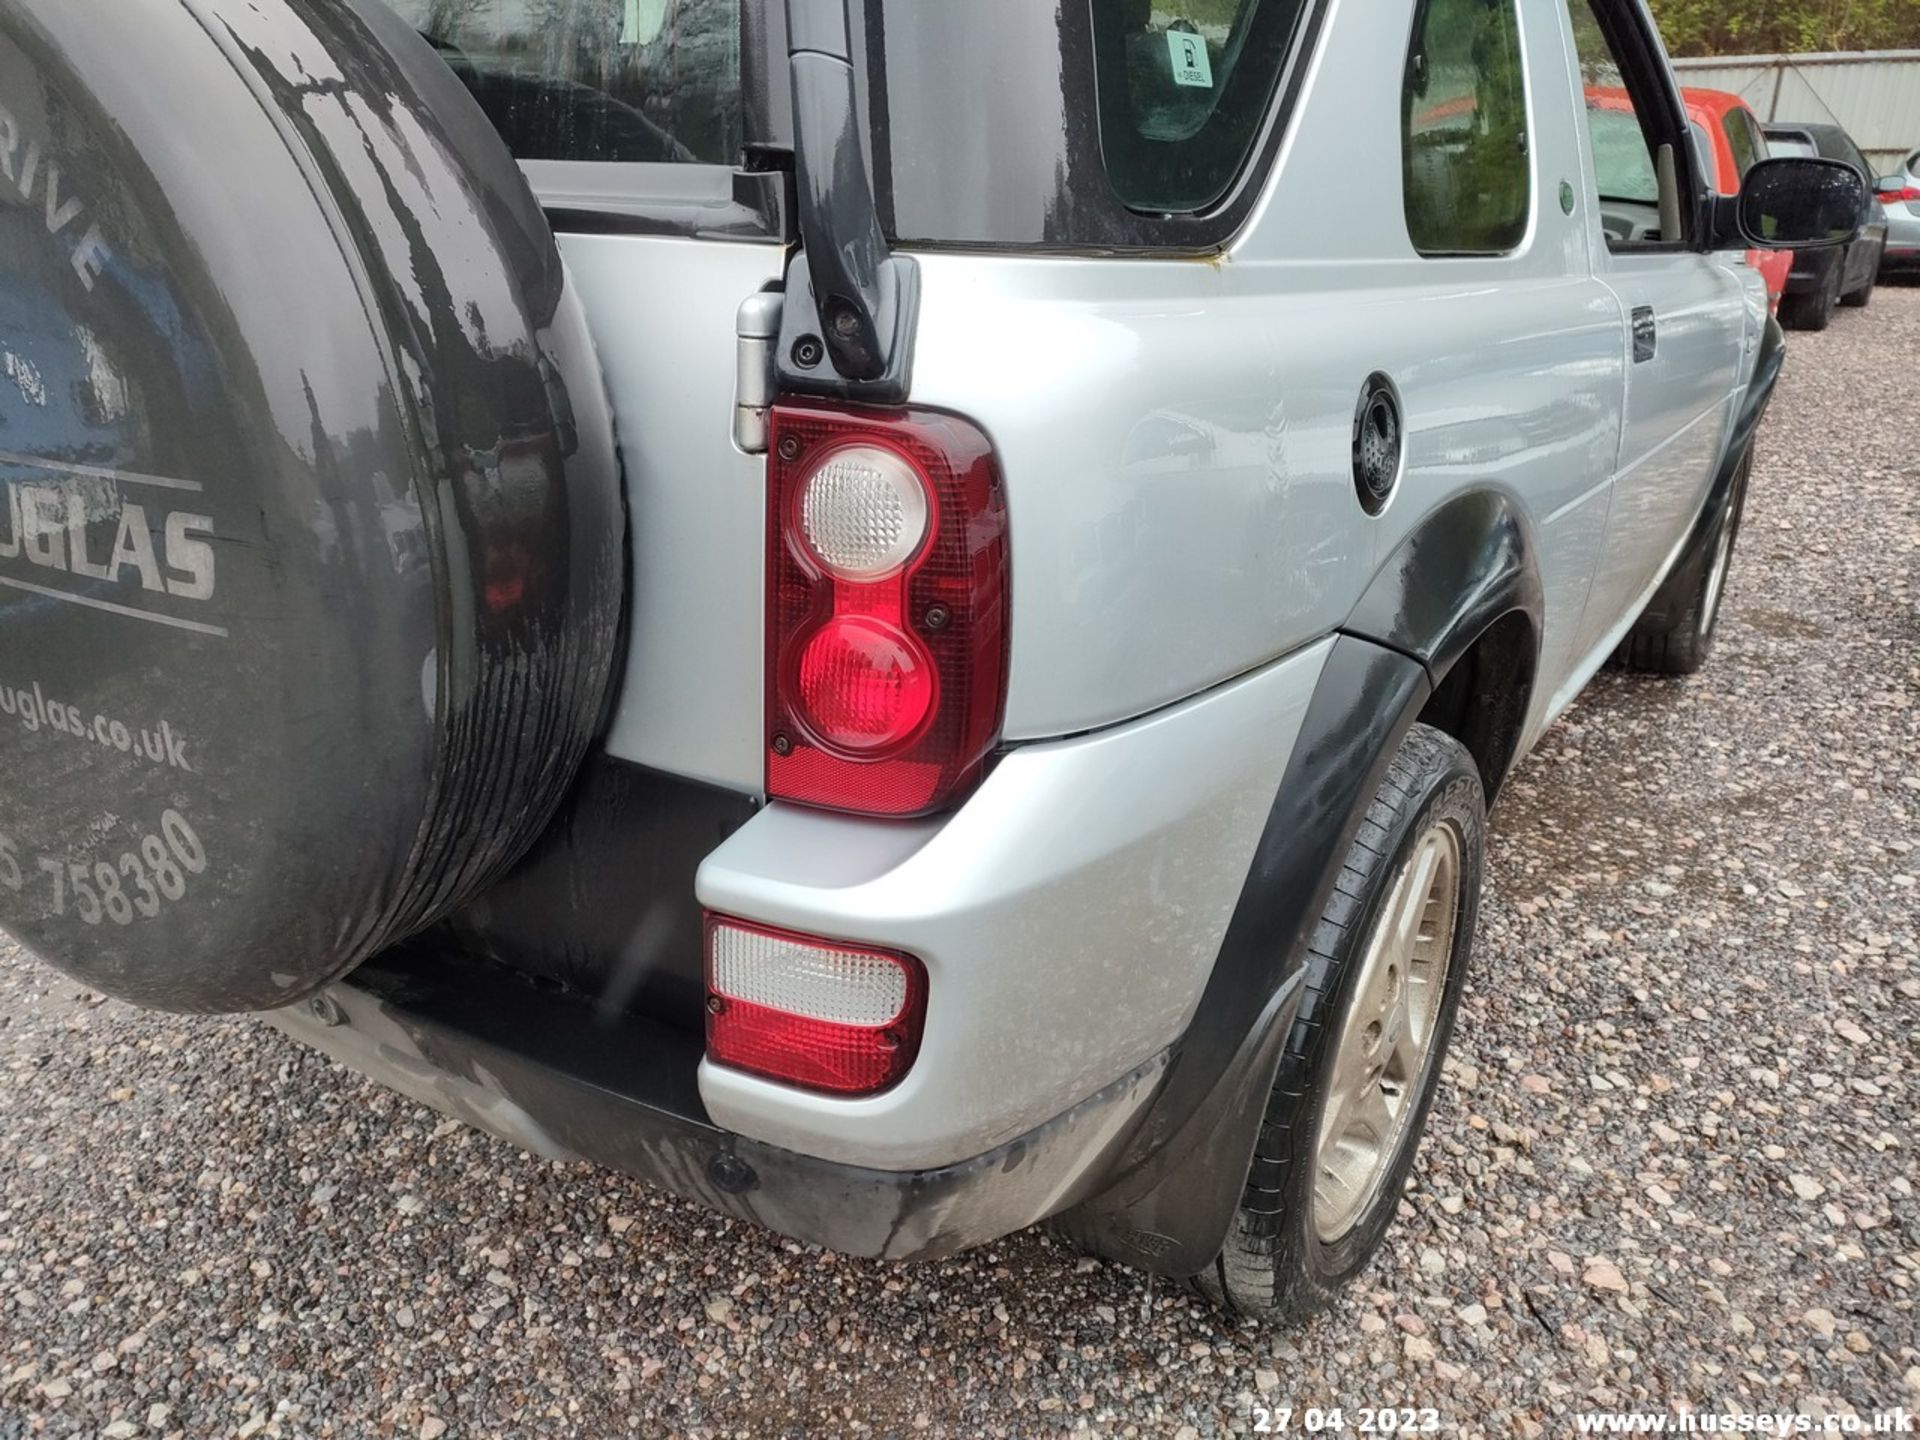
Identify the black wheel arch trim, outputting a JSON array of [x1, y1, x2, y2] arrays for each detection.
[[1057, 489, 1549, 1273], [1636, 314, 1782, 629], [1342, 487, 1545, 685], [1732, 314, 1787, 463], [1054, 634, 1432, 1276]]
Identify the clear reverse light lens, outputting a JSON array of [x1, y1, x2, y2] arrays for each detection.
[[710, 922, 910, 1026], [799, 444, 930, 580]]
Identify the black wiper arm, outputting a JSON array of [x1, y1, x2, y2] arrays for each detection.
[[777, 0, 918, 398]]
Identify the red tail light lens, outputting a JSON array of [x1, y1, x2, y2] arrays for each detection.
[[1879, 185, 1920, 204], [797, 616, 937, 752], [705, 915, 927, 1095], [767, 403, 1009, 816]]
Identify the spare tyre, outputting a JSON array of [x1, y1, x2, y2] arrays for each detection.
[[0, 0, 625, 1011]]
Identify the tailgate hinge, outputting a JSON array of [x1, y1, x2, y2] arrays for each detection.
[[733, 290, 784, 454]]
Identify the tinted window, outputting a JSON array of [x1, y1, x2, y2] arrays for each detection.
[[1721, 109, 1757, 184], [1401, 0, 1531, 255], [378, 0, 742, 164], [1092, 0, 1314, 213], [1689, 121, 1716, 186], [1828, 134, 1870, 178], [1769, 135, 1818, 159]]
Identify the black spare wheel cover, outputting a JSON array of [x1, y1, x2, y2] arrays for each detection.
[[0, 0, 625, 1010]]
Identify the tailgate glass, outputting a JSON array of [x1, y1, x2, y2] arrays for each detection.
[[378, 0, 744, 165]]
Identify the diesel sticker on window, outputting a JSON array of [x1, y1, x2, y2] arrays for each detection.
[[1166, 29, 1214, 88]]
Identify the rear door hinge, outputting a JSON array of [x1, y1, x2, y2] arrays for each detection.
[[734, 290, 784, 454]]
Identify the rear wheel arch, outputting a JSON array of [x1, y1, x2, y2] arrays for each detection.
[[1054, 495, 1547, 1273], [1416, 609, 1538, 805], [1344, 487, 1545, 804]]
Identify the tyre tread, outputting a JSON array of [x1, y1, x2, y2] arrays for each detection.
[[1202, 724, 1485, 1321]]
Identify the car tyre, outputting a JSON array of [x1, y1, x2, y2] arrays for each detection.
[[1840, 274, 1874, 308], [1781, 267, 1840, 330], [1615, 448, 1750, 676], [1196, 723, 1484, 1322]]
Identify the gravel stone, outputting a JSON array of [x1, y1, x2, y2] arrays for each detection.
[[1, 288, 1915, 1436]]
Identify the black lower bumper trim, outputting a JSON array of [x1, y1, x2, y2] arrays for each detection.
[[267, 947, 1168, 1261]]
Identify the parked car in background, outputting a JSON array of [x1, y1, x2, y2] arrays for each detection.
[[1683, 87, 1790, 312], [1876, 146, 1920, 277], [1765, 123, 1888, 326]]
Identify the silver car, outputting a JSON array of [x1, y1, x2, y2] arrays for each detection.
[[1878, 146, 1920, 275], [0, 0, 1861, 1320]]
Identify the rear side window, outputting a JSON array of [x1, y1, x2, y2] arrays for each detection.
[[377, 0, 743, 165], [1092, 0, 1315, 214], [1401, 0, 1531, 255], [1823, 133, 1871, 179]]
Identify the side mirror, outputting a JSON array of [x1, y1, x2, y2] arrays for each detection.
[[1722, 157, 1866, 250]]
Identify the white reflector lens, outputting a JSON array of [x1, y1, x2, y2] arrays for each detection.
[[709, 922, 909, 1026], [798, 444, 930, 580]]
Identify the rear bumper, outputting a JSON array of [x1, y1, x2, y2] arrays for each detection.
[[693, 638, 1331, 1172], [269, 949, 1170, 1261], [269, 638, 1332, 1257]]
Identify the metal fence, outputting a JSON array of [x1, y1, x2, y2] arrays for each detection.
[[1671, 50, 1920, 174]]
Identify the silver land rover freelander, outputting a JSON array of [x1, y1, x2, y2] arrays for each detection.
[[0, 0, 1866, 1319]]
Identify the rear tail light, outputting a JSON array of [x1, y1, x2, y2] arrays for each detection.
[[766, 403, 1009, 816], [1879, 185, 1920, 204], [704, 915, 927, 1095]]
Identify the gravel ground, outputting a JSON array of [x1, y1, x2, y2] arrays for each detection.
[[3, 288, 1917, 1440]]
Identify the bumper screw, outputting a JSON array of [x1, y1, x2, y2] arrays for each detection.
[[307, 994, 346, 1028], [706, 1152, 757, 1195]]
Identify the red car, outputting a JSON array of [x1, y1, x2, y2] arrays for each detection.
[[1683, 87, 1792, 312], [1583, 86, 1789, 312]]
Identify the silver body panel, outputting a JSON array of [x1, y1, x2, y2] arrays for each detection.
[[550, 0, 1756, 1169], [561, 233, 782, 793], [696, 638, 1331, 1170], [1884, 152, 1920, 256]]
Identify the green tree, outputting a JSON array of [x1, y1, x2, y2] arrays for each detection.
[[1648, 0, 1920, 57]]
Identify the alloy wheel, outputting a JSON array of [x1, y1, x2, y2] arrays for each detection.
[[1311, 819, 1463, 1242]]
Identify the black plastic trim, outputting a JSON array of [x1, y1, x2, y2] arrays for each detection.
[[1342, 488, 1546, 682], [448, 756, 760, 1032], [1054, 636, 1432, 1276], [1634, 315, 1784, 631], [776, 0, 917, 395], [271, 944, 1169, 1262], [1732, 314, 1788, 459], [527, 162, 788, 242]]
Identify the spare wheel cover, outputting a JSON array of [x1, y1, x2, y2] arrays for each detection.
[[0, 0, 625, 1010]]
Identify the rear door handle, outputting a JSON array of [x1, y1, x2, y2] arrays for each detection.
[[1631, 305, 1657, 363]]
